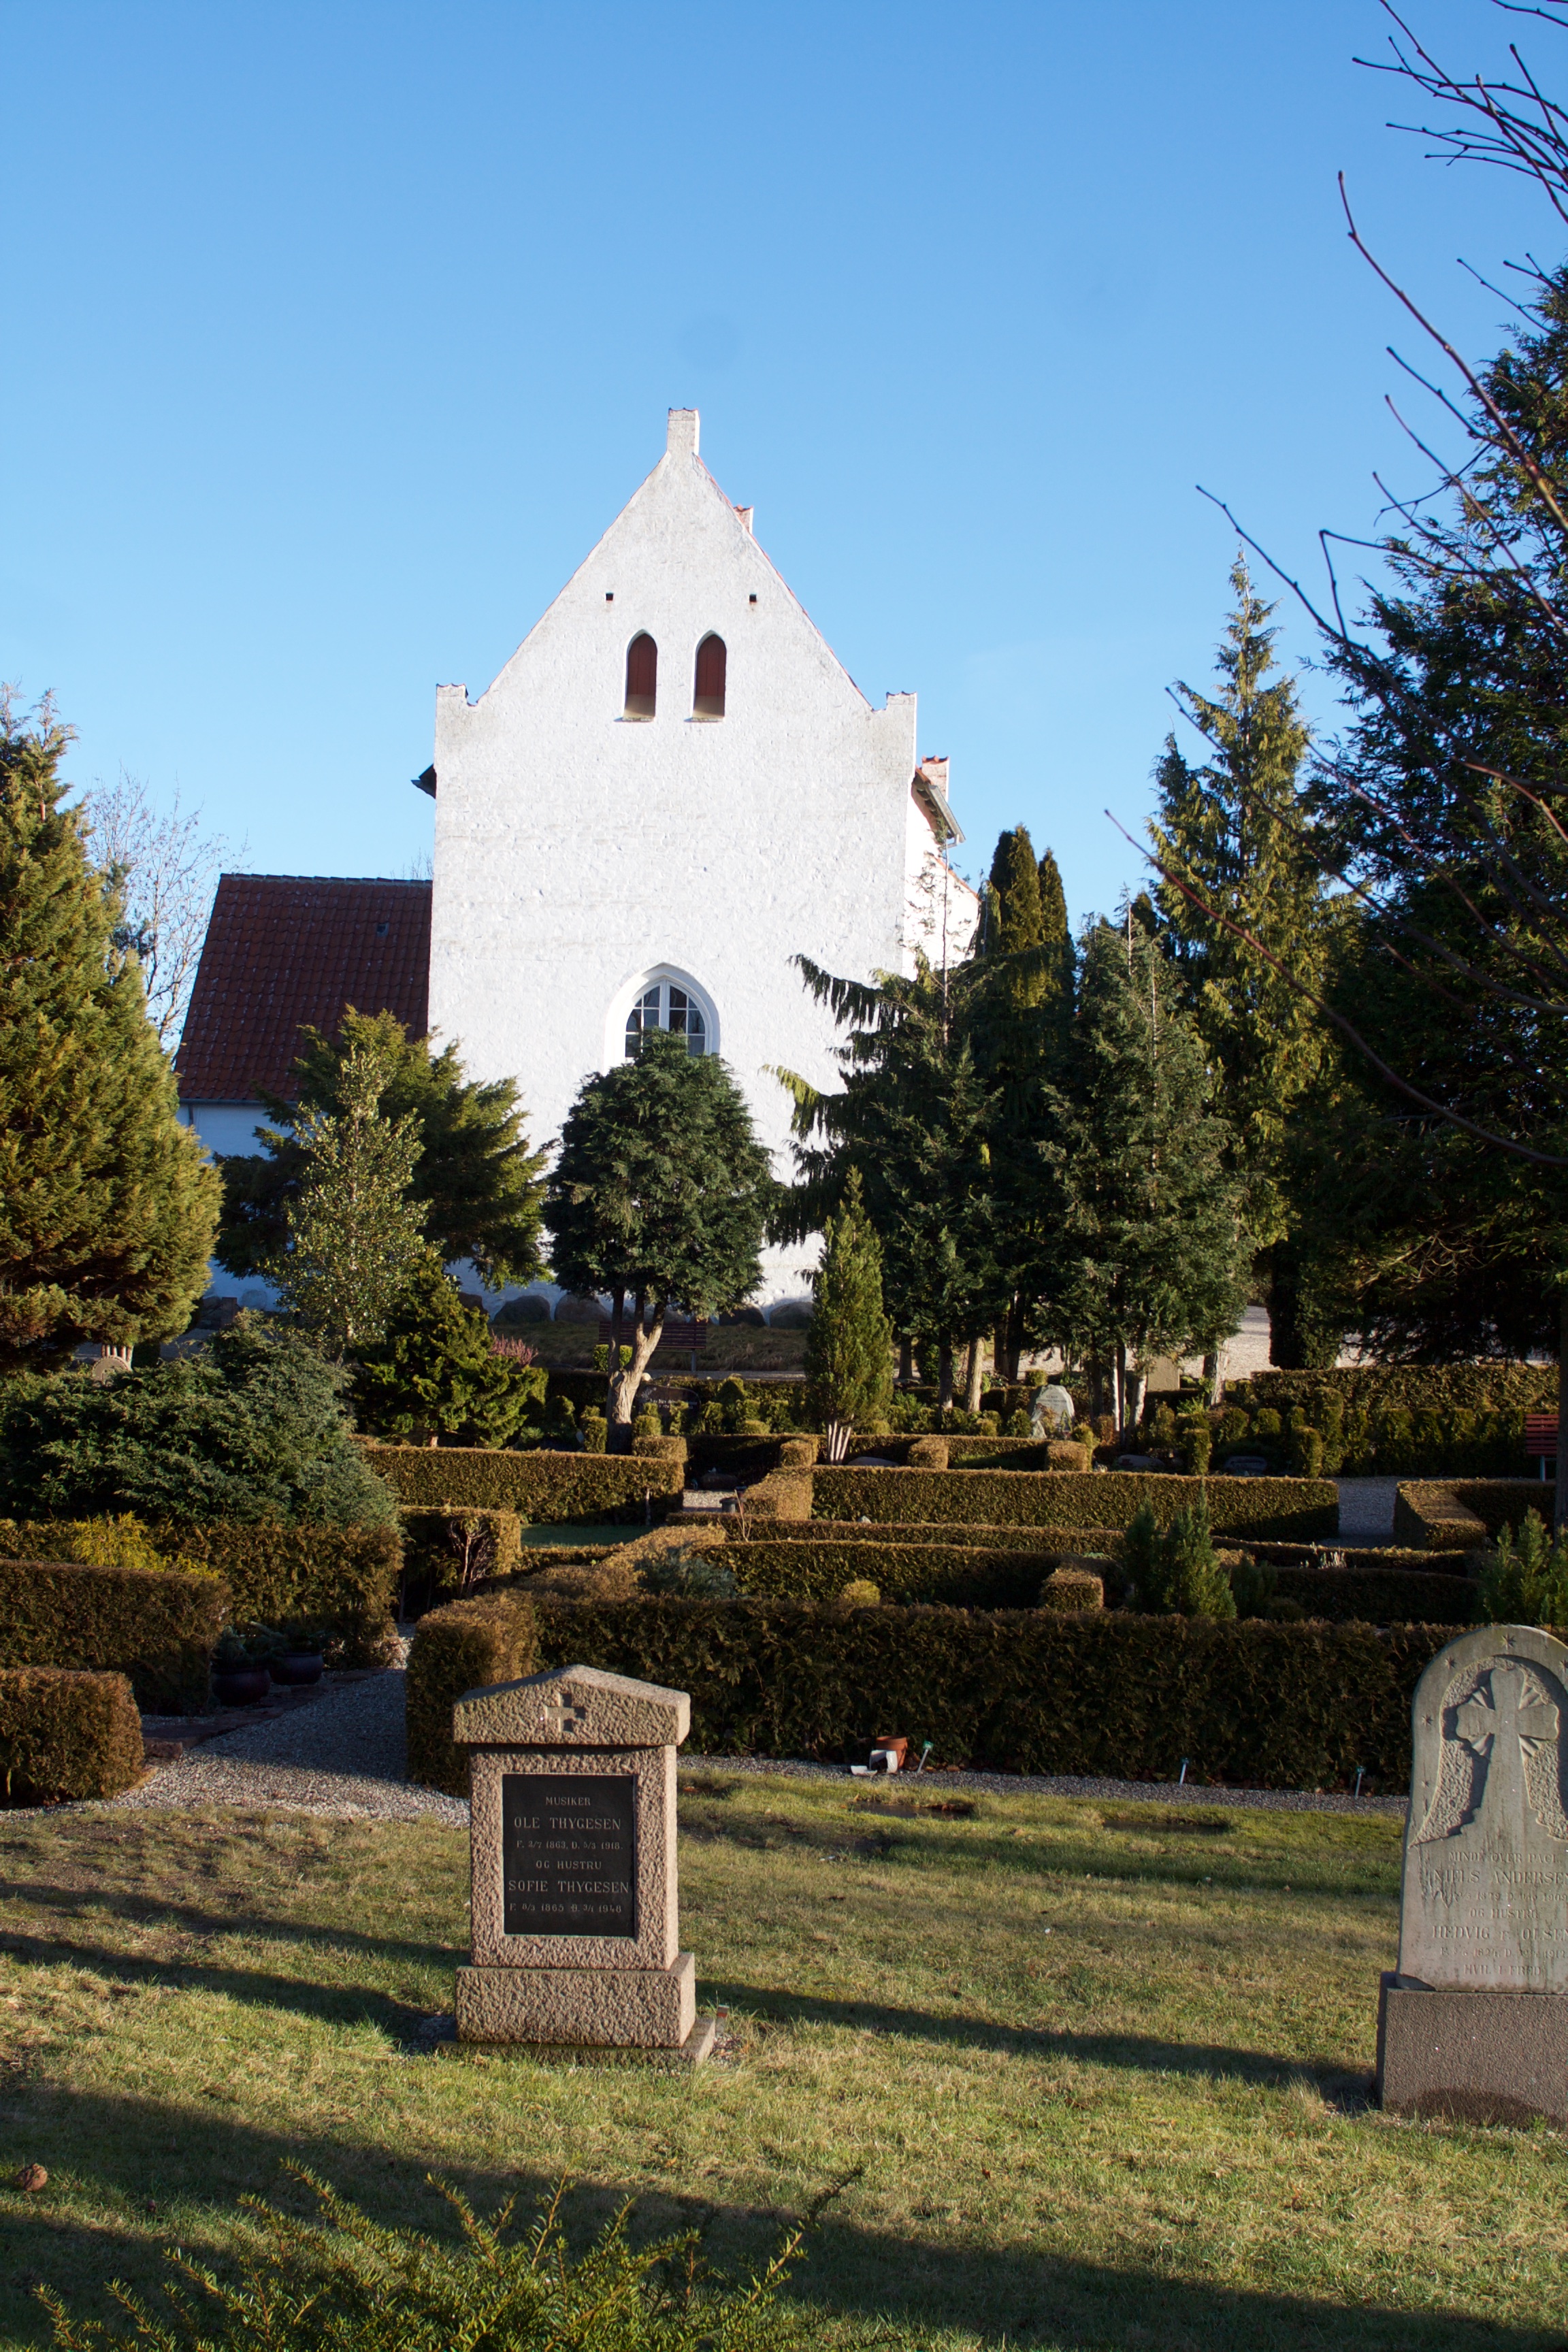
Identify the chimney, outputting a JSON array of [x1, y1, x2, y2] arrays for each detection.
[[919, 755, 950, 796], [667, 408, 700, 458]]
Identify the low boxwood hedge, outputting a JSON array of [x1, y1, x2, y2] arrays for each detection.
[[511, 1595, 1452, 1791], [715, 1538, 1056, 1607], [1393, 1480, 1546, 1550], [157, 1523, 400, 1665], [405, 1595, 540, 1794], [0, 1556, 225, 1712], [365, 1446, 684, 1522], [0, 1667, 144, 1801], [810, 1467, 1338, 1541]]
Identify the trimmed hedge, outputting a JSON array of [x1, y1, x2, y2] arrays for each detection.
[[1271, 1563, 1476, 1624], [515, 1596, 1454, 1791], [0, 1556, 225, 1712], [713, 1538, 1055, 1607], [365, 1446, 684, 1522], [1394, 1479, 1546, 1551], [404, 1595, 540, 1795], [1229, 1367, 1554, 1477], [809, 1467, 1338, 1541], [0, 1667, 144, 1801], [156, 1522, 400, 1665]]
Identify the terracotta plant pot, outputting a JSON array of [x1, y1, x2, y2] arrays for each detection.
[[270, 1652, 325, 1688], [212, 1667, 271, 1708]]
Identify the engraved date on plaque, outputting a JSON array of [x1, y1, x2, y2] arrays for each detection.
[[501, 1774, 637, 1938]]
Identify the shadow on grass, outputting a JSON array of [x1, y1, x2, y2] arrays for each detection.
[[0, 1922, 454, 2042], [0, 2083, 1549, 2352], [717, 1980, 1373, 2104], [0, 1878, 451, 1971]]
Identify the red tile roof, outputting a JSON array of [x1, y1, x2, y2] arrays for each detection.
[[176, 875, 431, 1103]]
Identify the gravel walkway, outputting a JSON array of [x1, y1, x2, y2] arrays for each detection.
[[103, 1673, 1403, 1825], [114, 1673, 466, 1827]]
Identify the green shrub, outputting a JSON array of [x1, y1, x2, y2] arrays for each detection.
[[0, 1514, 216, 1579], [365, 1446, 683, 1522], [710, 1537, 1051, 1607], [1179, 1417, 1213, 1475], [1123, 1496, 1236, 1619], [0, 1666, 144, 1802], [840, 1577, 881, 1605], [1252, 1409, 1281, 1441], [0, 1555, 224, 1712], [38, 2165, 801, 2351], [404, 1594, 540, 1795], [640, 1548, 738, 1598], [1476, 1509, 1568, 1627], [810, 1466, 1337, 1541], [0, 1318, 396, 1527], [632, 1405, 662, 1443], [158, 1522, 400, 1666], [508, 1595, 1460, 1790], [581, 1411, 608, 1454], [1039, 1566, 1105, 1613]]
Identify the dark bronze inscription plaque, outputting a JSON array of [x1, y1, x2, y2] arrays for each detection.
[[501, 1773, 638, 1938]]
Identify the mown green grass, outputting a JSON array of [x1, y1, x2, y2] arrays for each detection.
[[0, 1776, 1561, 2350]]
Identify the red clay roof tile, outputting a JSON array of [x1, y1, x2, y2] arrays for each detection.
[[175, 875, 431, 1103]]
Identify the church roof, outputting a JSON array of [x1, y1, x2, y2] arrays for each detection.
[[176, 874, 431, 1104]]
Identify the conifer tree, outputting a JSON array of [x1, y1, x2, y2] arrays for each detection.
[[217, 1009, 546, 1292], [546, 1027, 772, 1437], [1149, 560, 1330, 1367], [803, 1169, 894, 1459], [265, 1039, 425, 1357], [985, 827, 1046, 979], [1036, 848, 1075, 1031], [0, 695, 218, 1370], [353, 1251, 547, 1446], [1048, 921, 1250, 1428]]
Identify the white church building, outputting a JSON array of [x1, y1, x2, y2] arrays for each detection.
[[178, 408, 976, 1311]]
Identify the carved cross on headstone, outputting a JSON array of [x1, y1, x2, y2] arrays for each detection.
[[1455, 1665, 1559, 1849], [541, 1691, 589, 1740]]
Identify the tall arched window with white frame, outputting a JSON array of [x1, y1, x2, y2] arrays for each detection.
[[625, 979, 708, 1055]]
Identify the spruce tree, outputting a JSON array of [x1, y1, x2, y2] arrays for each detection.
[[985, 827, 1046, 979], [217, 1008, 546, 1291], [353, 1251, 547, 1446], [0, 696, 219, 1370], [804, 1169, 894, 1459], [1149, 560, 1330, 1366], [1036, 848, 1075, 1033], [265, 1039, 426, 1357], [1048, 921, 1250, 1428], [545, 1027, 773, 1437]]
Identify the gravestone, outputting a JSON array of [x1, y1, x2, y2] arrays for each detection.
[[453, 1663, 715, 2062], [1378, 1624, 1568, 2125]]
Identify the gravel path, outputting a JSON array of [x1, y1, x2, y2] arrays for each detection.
[[114, 1673, 467, 1827], [1333, 1476, 1401, 1541], [101, 1674, 1405, 1825]]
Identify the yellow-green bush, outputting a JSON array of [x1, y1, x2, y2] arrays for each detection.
[[365, 1446, 682, 1522]]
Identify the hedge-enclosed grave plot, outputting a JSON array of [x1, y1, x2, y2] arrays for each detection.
[[808, 1465, 1339, 1541], [365, 1444, 684, 1521]]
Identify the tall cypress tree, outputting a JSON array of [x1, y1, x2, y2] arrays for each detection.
[[803, 1169, 894, 1459], [1149, 559, 1329, 1367], [1049, 921, 1250, 1428], [985, 827, 1046, 979], [0, 696, 218, 1370]]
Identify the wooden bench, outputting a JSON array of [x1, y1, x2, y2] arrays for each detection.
[[1526, 1413, 1559, 1479], [598, 1320, 709, 1354]]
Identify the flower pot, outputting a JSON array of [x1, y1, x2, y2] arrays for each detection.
[[270, 1652, 324, 1688], [212, 1667, 271, 1708]]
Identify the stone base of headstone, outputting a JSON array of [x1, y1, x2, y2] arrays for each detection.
[[1376, 1971, 1568, 2127], [457, 1950, 699, 2050]]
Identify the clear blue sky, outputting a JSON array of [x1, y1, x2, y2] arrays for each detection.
[[1, 0, 1550, 924]]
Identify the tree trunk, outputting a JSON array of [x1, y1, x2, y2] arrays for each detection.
[[1202, 1348, 1220, 1407], [1557, 1286, 1567, 1536], [1124, 1363, 1143, 1435], [608, 1299, 664, 1446], [937, 1339, 955, 1411], [1115, 1342, 1126, 1434], [964, 1337, 984, 1414], [993, 1318, 1011, 1386], [898, 1335, 913, 1385], [825, 1415, 853, 1464], [1006, 1296, 1026, 1384]]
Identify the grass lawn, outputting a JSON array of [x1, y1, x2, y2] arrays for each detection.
[[0, 1776, 1562, 2349]]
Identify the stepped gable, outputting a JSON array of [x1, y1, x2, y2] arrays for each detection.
[[175, 873, 431, 1104]]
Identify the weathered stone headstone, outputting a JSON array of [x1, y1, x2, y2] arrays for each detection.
[[453, 1663, 714, 2062], [1378, 1623, 1568, 2124]]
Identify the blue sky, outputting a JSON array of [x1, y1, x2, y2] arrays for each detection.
[[1, 0, 1552, 924]]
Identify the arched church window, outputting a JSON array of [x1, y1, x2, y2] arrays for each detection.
[[624, 632, 657, 719], [693, 633, 726, 719], [625, 980, 707, 1056]]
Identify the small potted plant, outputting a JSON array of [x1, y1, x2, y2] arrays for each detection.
[[210, 1625, 277, 1709], [270, 1621, 327, 1687]]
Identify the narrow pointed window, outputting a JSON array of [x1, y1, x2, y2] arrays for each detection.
[[693, 633, 726, 719], [624, 633, 657, 719]]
